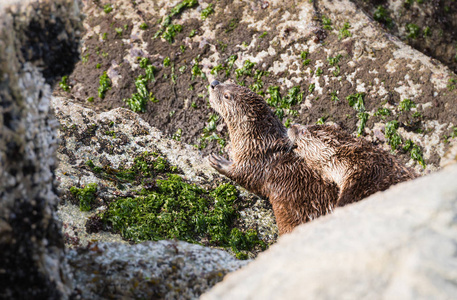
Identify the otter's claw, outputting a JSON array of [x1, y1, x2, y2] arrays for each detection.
[[208, 154, 233, 176]]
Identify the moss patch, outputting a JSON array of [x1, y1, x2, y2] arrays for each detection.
[[70, 183, 98, 212], [81, 151, 266, 258]]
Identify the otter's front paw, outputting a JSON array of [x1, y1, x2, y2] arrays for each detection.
[[208, 154, 233, 176]]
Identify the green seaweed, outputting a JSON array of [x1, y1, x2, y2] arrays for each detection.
[[211, 64, 225, 75], [373, 6, 392, 28], [406, 23, 420, 39], [153, 0, 197, 43], [226, 55, 238, 77], [103, 4, 113, 13], [86, 152, 177, 184], [101, 175, 264, 257], [98, 71, 111, 99], [316, 117, 326, 125], [300, 51, 311, 66], [59, 75, 70, 92], [123, 76, 152, 112], [338, 22, 352, 40], [172, 128, 182, 141], [163, 24, 183, 43], [375, 107, 391, 119], [385, 120, 402, 151], [308, 83, 315, 93], [327, 54, 342, 66], [70, 183, 98, 212], [322, 16, 332, 30], [115, 27, 123, 36], [235, 60, 256, 79], [191, 56, 206, 80], [330, 91, 339, 102], [347, 93, 368, 136], [250, 70, 269, 93], [266, 86, 303, 120], [410, 144, 426, 168], [201, 4, 214, 20], [399, 98, 416, 112]]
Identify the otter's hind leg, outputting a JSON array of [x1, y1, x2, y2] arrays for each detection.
[[208, 154, 233, 177]]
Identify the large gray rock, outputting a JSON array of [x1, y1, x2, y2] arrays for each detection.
[[203, 163, 457, 299], [0, 0, 82, 298], [68, 241, 249, 299]]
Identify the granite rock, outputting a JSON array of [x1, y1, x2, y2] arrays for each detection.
[[203, 164, 457, 300], [0, 0, 82, 298]]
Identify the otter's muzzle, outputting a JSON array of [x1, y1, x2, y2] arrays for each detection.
[[210, 80, 220, 89]]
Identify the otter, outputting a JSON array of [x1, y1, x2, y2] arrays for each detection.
[[287, 124, 417, 206], [207, 80, 416, 234]]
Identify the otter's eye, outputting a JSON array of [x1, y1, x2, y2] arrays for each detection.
[[223, 93, 230, 99]]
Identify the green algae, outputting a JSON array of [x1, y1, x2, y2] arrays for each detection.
[[385, 120, 402, 151], [300, 51, 311, 66], [266, 86, 303, 120], [373, 6, 392, 28], [201, 4, 214, 20], [154, 0, 197, 43], [98, 71, 111, 99], [70, 183, 98, 212], [123, 76, 149, 112], [399, 98, 416, 112], [322, 16, 332, 30], [100, 171, 265, 257], [59, 75, 70, 92], [191, 56, 206, 80], [235, 60, 256, 80], [346, 93, 368, 136], [103, 4, 113, 14], [406, 23, 420, 39], [338, 22, 352, 40]]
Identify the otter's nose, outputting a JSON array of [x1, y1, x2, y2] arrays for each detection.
[[210, 80, 220, 89]]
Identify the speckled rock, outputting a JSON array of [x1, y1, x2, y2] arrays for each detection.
[[352, 0, 457, 73], [0, 0, 82, 299], [203, 163, 457, 299], [68, 240, 250, 299]]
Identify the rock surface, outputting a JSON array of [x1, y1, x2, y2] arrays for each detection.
[[68, 240, 249, 299], [202, 163, 457, 300], [353, 0, 457, 73], [0, 0, 82, 298]]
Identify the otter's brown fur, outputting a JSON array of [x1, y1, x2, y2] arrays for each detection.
[[208, 81, 416, 234], [288, 124, 418, 206]]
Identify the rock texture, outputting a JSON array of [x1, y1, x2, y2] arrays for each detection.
[[68, 241, 249, 299], [0, 0, 82, 298], [203, 163, 457, 300], [353, 0, 457, 73]]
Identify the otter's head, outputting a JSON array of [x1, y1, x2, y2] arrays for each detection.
[[208, 80, 273, 126]]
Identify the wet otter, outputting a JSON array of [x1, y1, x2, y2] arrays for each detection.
[[288, 124, 417, 206], [208, 80, 416, 234]]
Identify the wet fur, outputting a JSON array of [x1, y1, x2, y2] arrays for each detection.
[[288, 124, 417, 206], [208, 82, 416, 234]]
